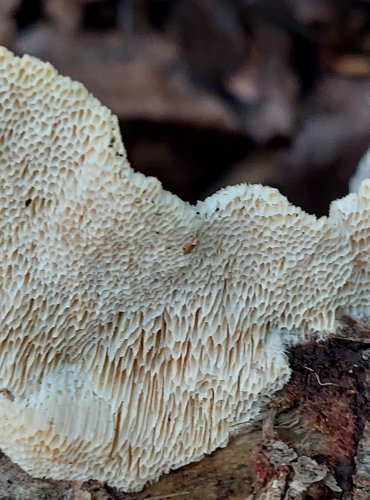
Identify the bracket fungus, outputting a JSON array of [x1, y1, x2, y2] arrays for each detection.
[[0, 47, 369, 492]]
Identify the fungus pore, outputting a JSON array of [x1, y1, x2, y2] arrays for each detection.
[[0, 47, 369, 491]]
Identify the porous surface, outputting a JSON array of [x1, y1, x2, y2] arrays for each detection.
[[0, 47, 369, 492]]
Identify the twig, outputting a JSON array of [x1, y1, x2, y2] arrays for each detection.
[[303, 366, 340, 387]]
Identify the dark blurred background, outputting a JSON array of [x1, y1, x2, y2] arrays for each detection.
[[3, 0, 370, 214]]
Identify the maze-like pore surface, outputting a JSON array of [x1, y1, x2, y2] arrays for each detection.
[[0, 47, 369, 491]]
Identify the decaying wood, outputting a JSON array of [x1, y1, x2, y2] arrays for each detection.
[[14, 28, 237, 134]]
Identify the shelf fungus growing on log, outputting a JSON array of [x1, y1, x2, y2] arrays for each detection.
[[0, 46, 369, 492]]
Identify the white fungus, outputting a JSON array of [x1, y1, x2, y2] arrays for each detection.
[[0, 47, 369, 491]]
